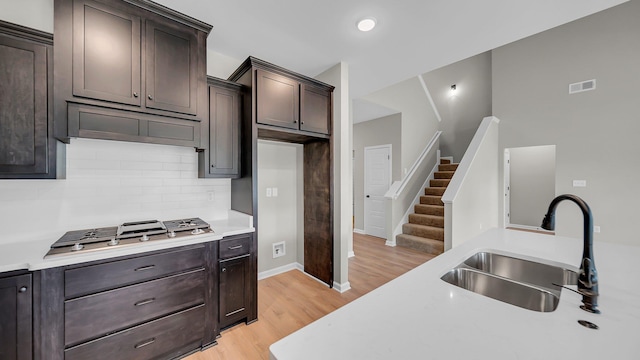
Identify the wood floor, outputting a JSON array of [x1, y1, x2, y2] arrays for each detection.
[[185, 233, 435, 360]]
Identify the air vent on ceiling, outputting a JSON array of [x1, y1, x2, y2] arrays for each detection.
[[569, 79, 596, 94]]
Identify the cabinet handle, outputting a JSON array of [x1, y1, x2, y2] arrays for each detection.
[[228, 245, 243, 250], [211, 164, 216, 168], [134, 265, 155, 272], [134, 337, 156, 349], [301, 121, 304, 125], [134, 298, 156, 306], [293, 120, 297, 123], [19, 286, 27, 293], [221, 268, 226, 272], [133, 92, 139, 98], [148, 94, 153, 100]]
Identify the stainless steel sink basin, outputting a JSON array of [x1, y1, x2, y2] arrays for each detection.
[[463, 252, 578, 290], [441, 251, 578, 312], [441, 268, 560, 312]]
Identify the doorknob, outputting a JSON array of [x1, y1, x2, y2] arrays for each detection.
[[366, 195, 370, 198]]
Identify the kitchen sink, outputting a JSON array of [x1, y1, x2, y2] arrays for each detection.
[[441, 251, 578, 312]]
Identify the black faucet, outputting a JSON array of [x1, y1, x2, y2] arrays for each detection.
[[541, 194, 600, 314]]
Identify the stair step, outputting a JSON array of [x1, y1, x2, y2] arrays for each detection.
[[425, 187, 446, 196], [440, 159, 451, 164], [430, 179, 450, 187], [438, 163, 459, 171], [396, 234, 444, 255], [414, 204, 444, 216], [434, 171, 455, 179], [409, 213, 444, 228], [420, 195, 443, 206], [402, 223, 444, 240]]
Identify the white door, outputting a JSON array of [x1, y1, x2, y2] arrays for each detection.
[[364, 145, 391, 238]]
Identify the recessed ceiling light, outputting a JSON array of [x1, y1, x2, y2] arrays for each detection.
[[357, 17, 377, 32]]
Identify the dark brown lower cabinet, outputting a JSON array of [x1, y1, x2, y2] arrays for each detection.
[[0, 273, 33, 360], [218, 233, 256, 329], [32, 235, 257, 359]]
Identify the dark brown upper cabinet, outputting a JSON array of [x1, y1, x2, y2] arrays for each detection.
[[198, 77, 242, 178], [0, 21, 58, 179], [54, 0, 211, 147], [239, 59, 332, 137]]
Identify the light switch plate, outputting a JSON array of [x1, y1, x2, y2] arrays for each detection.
[[573, 180, 587, 187], [272, 187, 278, 197], [266, 188, 272, 197]]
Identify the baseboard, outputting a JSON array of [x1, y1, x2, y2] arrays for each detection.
[[333, 281, 351, 293], [257, 262, 303, 280], [385, 239, 396, 247], [353, 228, 365, 234], [348, 251, 355, 258]]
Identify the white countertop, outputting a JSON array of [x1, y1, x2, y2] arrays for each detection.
[[0, 210, 254, 272], [270, 228, 640, 360]]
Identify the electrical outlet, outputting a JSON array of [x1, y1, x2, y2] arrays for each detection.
[[594, 225, 601, 233], [272, 241, 285, 258], [266, 188, 272, 197], [208, 191, 215, 201], [272, 187, 278, 197]]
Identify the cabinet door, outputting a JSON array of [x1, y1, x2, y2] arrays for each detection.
[[256, 69, 299, 130], [72, 0, 141, 106], [219, 255, 249, 328], [0, 274, 32, 360], [145, 20, 198, 115], [0, 35, 49, 176], [208, 85, 240, 177], [300, 83, 331, 135]]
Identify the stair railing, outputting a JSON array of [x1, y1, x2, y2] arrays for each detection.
[[441, 116, 500, 250], [384, 131, 442, 246]]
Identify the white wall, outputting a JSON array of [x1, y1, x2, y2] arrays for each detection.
[[493, 0, 640, 245], [0, 138, 230, 245], [443, 117, 499, 249], [508, 145, 556, 227], [353, 114, 401, 231], [0, 0, 53, 32], [315, 62, 351, 291], [257, 140, 303, 273], [363, 77, 440, 174]]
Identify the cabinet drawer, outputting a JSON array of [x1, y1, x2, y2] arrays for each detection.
[[64, 304, 205, 360], [65, 245, 204, 298], [219, 236, 250, 260], [65, 269, 204, 347]]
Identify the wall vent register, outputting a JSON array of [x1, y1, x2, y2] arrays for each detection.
[[46, 218, 212, 258], [569, 79, 596, 94]]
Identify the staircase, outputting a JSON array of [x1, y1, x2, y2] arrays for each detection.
[[396, 159, 459, 255]]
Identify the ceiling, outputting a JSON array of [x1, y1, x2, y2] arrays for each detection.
[[155, 0, 626, 101]]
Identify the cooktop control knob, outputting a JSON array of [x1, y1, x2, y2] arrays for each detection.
[[168, 231, 176, 238], [71, 243, 84, 251], [191, 228, 204, 235], [107, 238, 119, 246], [140, 234, 149, 242]]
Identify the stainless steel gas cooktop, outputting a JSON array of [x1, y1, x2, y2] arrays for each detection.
[[45, 218, 212, 258]]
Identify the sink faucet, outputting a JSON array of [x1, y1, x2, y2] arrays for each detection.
[[541, 194, 600, 314]]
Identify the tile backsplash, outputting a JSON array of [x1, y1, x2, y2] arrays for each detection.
[[0, 138, 231, 244]]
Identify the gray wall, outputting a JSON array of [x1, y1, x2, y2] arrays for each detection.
[[363, 77, 439, 174], [257, 140, 304, 273], [353, 114, 402, 231], [423, 52, 493, 162], [493, 0, 640, 245], [508, 146, 556, 227]]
